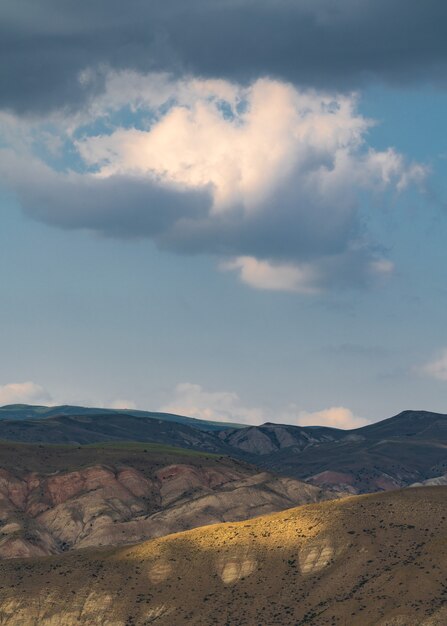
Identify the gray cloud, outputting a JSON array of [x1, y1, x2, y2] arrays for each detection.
[[3, 158, 212, 238], [8, 160, 356, 260], [2, 155, 388, 292], [1, 0, 447, 114]]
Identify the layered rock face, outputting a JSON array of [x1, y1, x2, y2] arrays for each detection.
[[0, 449, 327, 558]]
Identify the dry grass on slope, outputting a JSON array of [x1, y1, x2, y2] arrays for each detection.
[[0, 487, 446, 625]]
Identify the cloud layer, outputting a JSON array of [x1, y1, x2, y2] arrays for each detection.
[[0, 74, 424, 293], [1, 1, 447, 114]]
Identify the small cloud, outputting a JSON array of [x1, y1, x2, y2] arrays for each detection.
[[370, 259, 394, 275], [107, 399, 137, 410], [291, 405, 368, 430], [160, 383, 265, 425], [220, 256, 320, 294], [0, 382, 52, 406], [419, 348, 447, 381]]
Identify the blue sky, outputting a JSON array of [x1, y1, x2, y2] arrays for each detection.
[[1, 2, 447, 428]]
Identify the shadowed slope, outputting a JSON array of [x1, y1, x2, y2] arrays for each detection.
[[0, 487, 445, 625]]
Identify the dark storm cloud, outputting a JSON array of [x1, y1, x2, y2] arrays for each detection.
[[1, 0, 447, 114]]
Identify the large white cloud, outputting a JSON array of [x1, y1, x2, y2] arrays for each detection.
[[0, 382, 52, 406], [0, 73, 426, 293]]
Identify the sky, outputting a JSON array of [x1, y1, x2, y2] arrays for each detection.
[[1, 0, 447, 429]]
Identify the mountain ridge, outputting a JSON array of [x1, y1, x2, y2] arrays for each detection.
[[0, 406, 445, 495], [0, 403, 244, 431]]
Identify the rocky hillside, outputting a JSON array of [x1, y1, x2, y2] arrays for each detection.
[[218, 421, 343, 454], [0, 441, 327, 559], [0, 486, 445, 625]]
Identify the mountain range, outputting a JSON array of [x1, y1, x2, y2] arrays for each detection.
[[0, 405, 445, 494], [0, 403, 243, 431]]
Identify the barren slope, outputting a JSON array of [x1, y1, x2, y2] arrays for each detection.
[[0, 442, 327, 558], [0, 487, 445, 625]]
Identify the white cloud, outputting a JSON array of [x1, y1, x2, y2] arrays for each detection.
[[107, 399, 137, 410], [76, 78, 416, 215], [221, 254, 395, 293], [161, 382, 368, 429], [0, 72, 426, 294], [220, 256, 321, 294], [161, 383, 265, 425], [0, 382, 52, 406], [419, 348, 447, 381], [292, 406, 368, 429]]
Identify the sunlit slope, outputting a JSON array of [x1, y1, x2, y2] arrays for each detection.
[[0, 487, 446, 625]]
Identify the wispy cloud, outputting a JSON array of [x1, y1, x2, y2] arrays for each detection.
[[419, 348, 447, 381]]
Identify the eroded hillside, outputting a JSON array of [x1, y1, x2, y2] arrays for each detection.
[[0, 487, 445, 625], [0, 442, 327, 558]]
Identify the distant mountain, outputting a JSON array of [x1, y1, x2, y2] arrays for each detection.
[[0, 403, 243, 431], [352, 409, 447, 439], [218, 421, 344, 454], [1, 486, 445, 625], [222, 412, 447, 493], [0, 440, 328, 559], [0, 407, 445, 494], [0, 412, 225, 449]]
